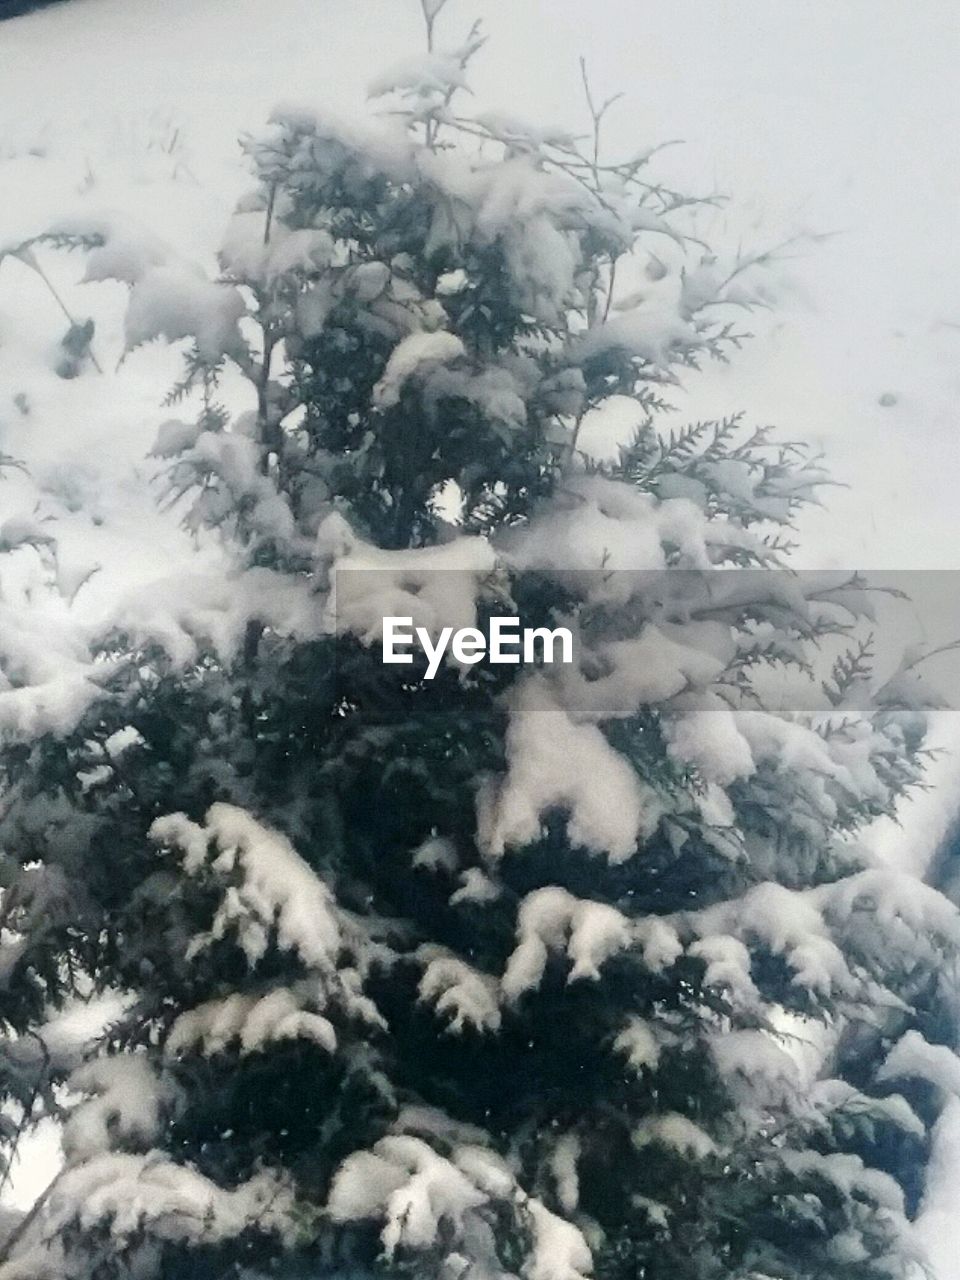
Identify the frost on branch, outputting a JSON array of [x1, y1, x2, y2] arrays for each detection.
[[107, 565, 323, 667], [124, 267, 246, 362], [612, 1016, 665, 1074], [62, 1057, 183, 1160], [41, 213, 173, 285], [150, 804, 336, 960], [219, 212, 334, 287], [0, 499, 104, 742], [416, 945, 502, 1033], [367, 48, 475, 102], [5, 1155, 294, 1278], [0, 597, 102, 739], [501, 886, 631, 1001], [877, 1030, 960, 1100], [149, 805, 385, 1034], [478, 678, 662, 863], [327, 1133, 591, 1280], [633, 1113, 718, 1159], [165, 987, 338, 1058], [372, 330, 466, 409], [316, 510, 498, 660]]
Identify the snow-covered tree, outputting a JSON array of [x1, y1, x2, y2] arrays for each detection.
[[2, 4, 959, 1280]]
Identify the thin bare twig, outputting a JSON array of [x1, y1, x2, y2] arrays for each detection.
[[579, 57, 623, 189]]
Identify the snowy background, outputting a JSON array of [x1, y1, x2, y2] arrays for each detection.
[[2, 0, 960, 1268]]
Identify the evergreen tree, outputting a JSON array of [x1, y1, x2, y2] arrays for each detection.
[[2, 4, 959, 1280]]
